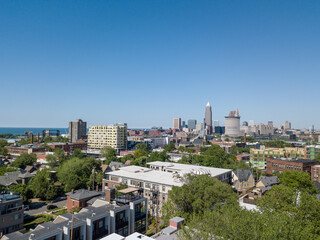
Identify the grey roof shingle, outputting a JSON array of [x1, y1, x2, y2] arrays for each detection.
[[258, 176, 278, 187], [66, 189, 104, 201], [233, 169, 253, 182]]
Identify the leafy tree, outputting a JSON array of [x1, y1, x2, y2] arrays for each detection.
[[0, 166, 16, 176], [72, 149, 84, 159], [29, 169, 52, 200], [279, 170, 318, 194], [263, 140, 291, 148], [57, 157, 101, 192], [147, 151, 169, 163], [135, 143, 151, 156], [9, 184, 33, 203], [0, 147, 8, 156], [46, 154, 59, 168], [162, 174, 237, 222], [11, 153, 37, 169], [163, 142, 176, 152], [46, 185, 63, 200], [120, 153, 134, 163], [87, 172, 104, 189], [104, 148, 118, 165], [130, 156, 147, 167], [54, 148, 68, 165], [178, 146, 185, 152]]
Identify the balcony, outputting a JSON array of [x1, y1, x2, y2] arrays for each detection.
[[92, 228, 108, 240], [115, 195, 142, 204], [0, 206, 23, 216], [135, 211, 146, 220], [116, 218, 129, 229]]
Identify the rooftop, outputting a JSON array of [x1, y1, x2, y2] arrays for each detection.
[[66, 189, 104, 201]]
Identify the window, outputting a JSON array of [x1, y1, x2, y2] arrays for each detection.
[[99, 220, 103, 228], [162, 186, 166, 192]]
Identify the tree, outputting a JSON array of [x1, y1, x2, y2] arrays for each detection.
[[0, 166, 16, 176], [54, 148, 68, 164], [147, 151, 169, 163], [0, 146, 8, 156], [163, 142, 176, 152], [279, 170, 318, 194], [57, 157, 101, 192], [46, 154, 59, 168], [120, 153, 134, 163], [72, 149, 84, 159], [162, 174, 237, 222], [135, 143, 151, 155], [9, 184, 33, 203], [104, 148, 118, 165], [29, 169, 52, 200], [87, 172, 104, 189], [11, 153, 37, 169]]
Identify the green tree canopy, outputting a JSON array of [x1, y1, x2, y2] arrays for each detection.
[[28, 169, 53, 200], [163, 142, 176, 152], [147, 151, 169, 163], [72, 149, 85, 159], [9, 184, 33, 203], [162, 174, 237, 222], [11, 153, 37, 169], [57, 157, 101, 192], [279, 170, 318, 194]]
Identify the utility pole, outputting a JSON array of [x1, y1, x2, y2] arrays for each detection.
[[92, 166, 96, 191], [70, 215, 74, 240]]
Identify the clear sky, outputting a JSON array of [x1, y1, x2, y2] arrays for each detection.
[[1, 0, 319, 129]]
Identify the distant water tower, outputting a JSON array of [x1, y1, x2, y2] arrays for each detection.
[[225, 108, 241, 137]]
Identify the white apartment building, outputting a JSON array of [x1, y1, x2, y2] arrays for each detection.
[[103, 162, 232, 215], [88, 124, 127, 150]]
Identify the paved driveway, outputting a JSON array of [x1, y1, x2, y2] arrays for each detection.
[[25, 198, 67, 216]]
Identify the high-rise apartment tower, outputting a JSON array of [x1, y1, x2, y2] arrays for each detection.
[[69, 119, 87, 143]]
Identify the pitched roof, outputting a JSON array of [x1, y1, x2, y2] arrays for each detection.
[[233, 169, 253, 182], [66, 189, 103, 201], [258, 176, 278, 187]]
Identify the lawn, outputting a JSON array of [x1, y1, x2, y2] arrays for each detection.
[[24, 214, 54, 230]]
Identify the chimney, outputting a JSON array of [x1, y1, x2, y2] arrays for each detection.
[[105, 187, 115, 203], [71, 189, 74, 194], [169, 217, 184, 230], [30, 133, 33, 144], [244, 133, 247, 144], [37, 133, 40, 144]]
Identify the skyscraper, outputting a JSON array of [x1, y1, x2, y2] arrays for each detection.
[[205, 102, 212, 134], [188, 119, 197, 130], [173, 118, 181, 130], [69, 119, 87, 143]]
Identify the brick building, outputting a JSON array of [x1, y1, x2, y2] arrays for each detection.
[[47, 141, 87, 153], [311, 165, 320, 183], [266, 157, 318, 175]]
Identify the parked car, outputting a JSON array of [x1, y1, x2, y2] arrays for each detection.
[[46, 204, 58, 210], [24, 205, 30, 211]]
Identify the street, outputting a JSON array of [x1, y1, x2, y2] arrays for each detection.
[[25, 198, 67, 216]]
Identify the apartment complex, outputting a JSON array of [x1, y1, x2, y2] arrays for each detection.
[[103, 162, 232, 215], [2, 189, 147, 240], [306, 145, 320, 160], [250, 147, 306, 169], [266, 157, 317, 175], [0, 193, 24, 236], [88, 124, 127, 150], [69, 119, 87, 143]]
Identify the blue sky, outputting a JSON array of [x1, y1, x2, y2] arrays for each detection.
[[1, 0, 319, 129]]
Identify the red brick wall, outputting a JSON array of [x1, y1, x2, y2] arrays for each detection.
[[67, 196, 81, 212]]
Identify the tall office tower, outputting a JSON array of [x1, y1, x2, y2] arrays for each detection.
[[283, 121, 291, 130], [225, 108, 241, 137], [188, 119, 197, 130], [182, 121, 186, 128], [214, 120, 219, 127], [268, 121, 273, 127], [205, 102, 213, 134], [88, 123, 127, 150], [69, 119, 87, 143], [173, 118, 181, 130]]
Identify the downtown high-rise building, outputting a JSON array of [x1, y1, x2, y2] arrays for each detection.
[[69, 119, 87, 143], [188, 119, 197, 130], [173, 118, 181, 130], [205, 102, 213, 134]]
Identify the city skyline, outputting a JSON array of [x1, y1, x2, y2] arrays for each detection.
[[1, 1, 320, 129]]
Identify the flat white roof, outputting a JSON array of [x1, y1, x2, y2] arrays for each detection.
[[101, 232, 153, 240], [106, 166, 183, 187], [147, 161, 232, 176]]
